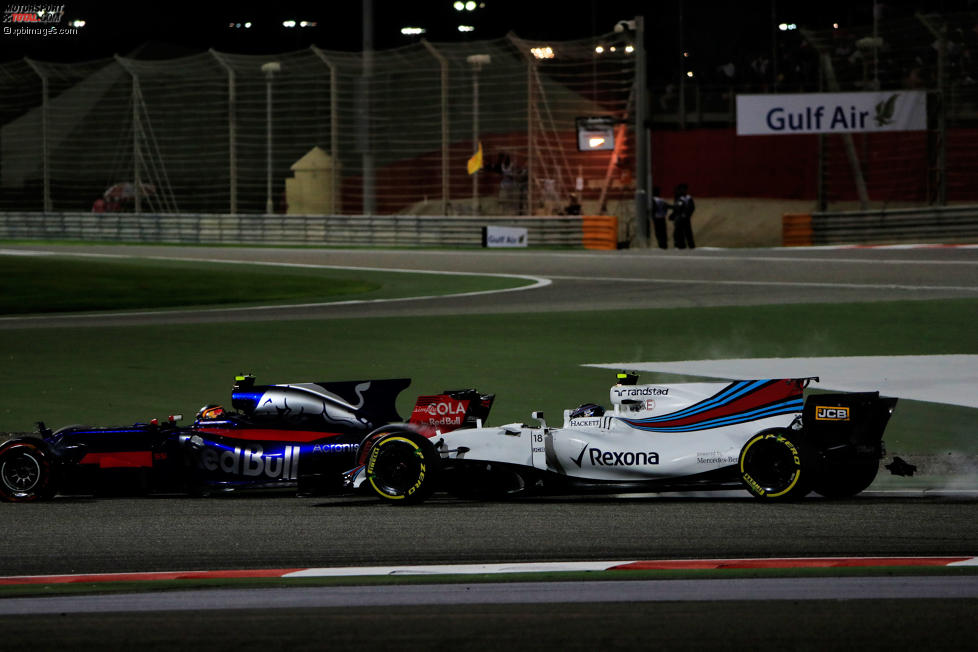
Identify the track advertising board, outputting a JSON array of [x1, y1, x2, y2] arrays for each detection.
[[736, 91, 926, 135], [482, 225, 528, 248]]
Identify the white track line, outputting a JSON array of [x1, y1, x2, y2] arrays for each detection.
[[549, 274, 978, 292], [0, 250, 551, 322]]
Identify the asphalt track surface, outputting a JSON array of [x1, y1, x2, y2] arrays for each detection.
[[0, 244, 976, 327], [2, 244, 977, 650]]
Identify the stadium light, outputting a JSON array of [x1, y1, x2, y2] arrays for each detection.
[[625, 44, 634, 53], [594, 45, 604, 54], [401, 26, 426, 35], [530, 46, 555, 60], [71, 19, 85, 28], [465, 1, 476, 10], [458, 24, 474, 32], [283, 20, 296, 28], [454, 1, 464, 9]]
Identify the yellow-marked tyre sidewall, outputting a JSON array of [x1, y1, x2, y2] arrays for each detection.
[[365, 435, 431, 503], [739, 431, 806, 500]]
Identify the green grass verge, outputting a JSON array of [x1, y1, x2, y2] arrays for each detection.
[[1, 565, 975, 599], [0, 254, 531, 314]]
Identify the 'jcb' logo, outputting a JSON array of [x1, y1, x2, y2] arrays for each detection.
[[815, 406, 850, 421]]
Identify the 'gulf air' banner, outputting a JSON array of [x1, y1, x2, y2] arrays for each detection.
[[736, 91, 926, 135]]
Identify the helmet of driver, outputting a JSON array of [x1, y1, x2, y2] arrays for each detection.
[[196, 404, 225, 421], [570, 403, 605, 419]]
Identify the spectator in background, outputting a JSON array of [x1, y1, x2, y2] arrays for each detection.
[[564, 193, 581, 215], [498, 154, 517, 214], [91, 197, 106, 213], [651, 186, 671, 249], [669, 182, 696, 250]]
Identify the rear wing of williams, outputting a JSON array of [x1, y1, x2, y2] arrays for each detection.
[[802, 391, 898, 449]]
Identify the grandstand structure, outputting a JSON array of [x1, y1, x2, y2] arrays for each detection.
[[1, 10, 975, 227]]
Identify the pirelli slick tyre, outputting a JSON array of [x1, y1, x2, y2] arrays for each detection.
[[0, 439, 57, 502], [739, 429, 810, 501], [364, 432, 438, 504]]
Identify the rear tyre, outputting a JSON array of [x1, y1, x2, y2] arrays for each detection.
[[0, 440, 57, 502], [812, 455, 880, 499], [739, 429, 810, 501], [364, 433, 438, 504]]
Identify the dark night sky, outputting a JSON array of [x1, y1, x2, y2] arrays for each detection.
[[1, 0, 973, 65]]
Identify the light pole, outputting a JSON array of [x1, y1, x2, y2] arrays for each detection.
[[467, 54, 490, 215], [261, 61, 281, 214], [618, 17, 649, 247]]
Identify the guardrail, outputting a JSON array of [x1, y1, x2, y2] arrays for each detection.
[[0, 213, 619, 249], [783, 205, 978, 246]]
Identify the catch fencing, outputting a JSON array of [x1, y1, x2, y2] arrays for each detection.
[[2, 10, 976, 246], [0, 34, 636, 218]]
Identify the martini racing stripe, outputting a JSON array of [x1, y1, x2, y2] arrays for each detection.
[[636, 380, 801, 423], [621, 380, 805, 433], [622, 399, 804, 433]]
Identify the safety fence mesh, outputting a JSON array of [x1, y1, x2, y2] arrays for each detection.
[[2, 10, 976, 216], [0, 32, 636, 216]]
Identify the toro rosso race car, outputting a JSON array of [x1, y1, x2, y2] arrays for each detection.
[[0, 375, 493, 502], [344, 373, 911, 503]]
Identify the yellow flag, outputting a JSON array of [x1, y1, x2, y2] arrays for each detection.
[[467, 141, 483, 175]]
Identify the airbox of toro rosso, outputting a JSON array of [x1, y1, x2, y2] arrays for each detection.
[[0, 375, 493, 501]]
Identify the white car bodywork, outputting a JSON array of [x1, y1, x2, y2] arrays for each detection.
[[353, 379, 808, 488]]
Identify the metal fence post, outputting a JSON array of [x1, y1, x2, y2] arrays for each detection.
[[527, 58, 534, 215], [115, 55, 142, 213], [210, 50, 237, 214], [634, 15, 649, 247], [261, 61, 281, 214], [311, 46, 340, 215], [24, 58, 50, 213], [421, 39, 449, 215], [918, 12, 948, 206]]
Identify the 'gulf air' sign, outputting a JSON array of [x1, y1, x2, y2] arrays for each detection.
[[736, 91, 926, 135]]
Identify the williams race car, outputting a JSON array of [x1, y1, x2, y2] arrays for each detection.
[[341, 373, 910, 503], [0, 375, 493, 502]]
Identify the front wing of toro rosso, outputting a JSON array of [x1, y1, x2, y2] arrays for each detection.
[[0, 375, 493, 502], [353, 374, 909, 503]]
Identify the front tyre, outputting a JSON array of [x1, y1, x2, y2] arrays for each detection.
[[0, 440, 57, 502], [739, 429, 810, 501], [364, 433, 438, 504]]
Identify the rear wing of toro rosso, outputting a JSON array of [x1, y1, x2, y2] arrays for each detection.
[[408, 389, 495, 433]]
